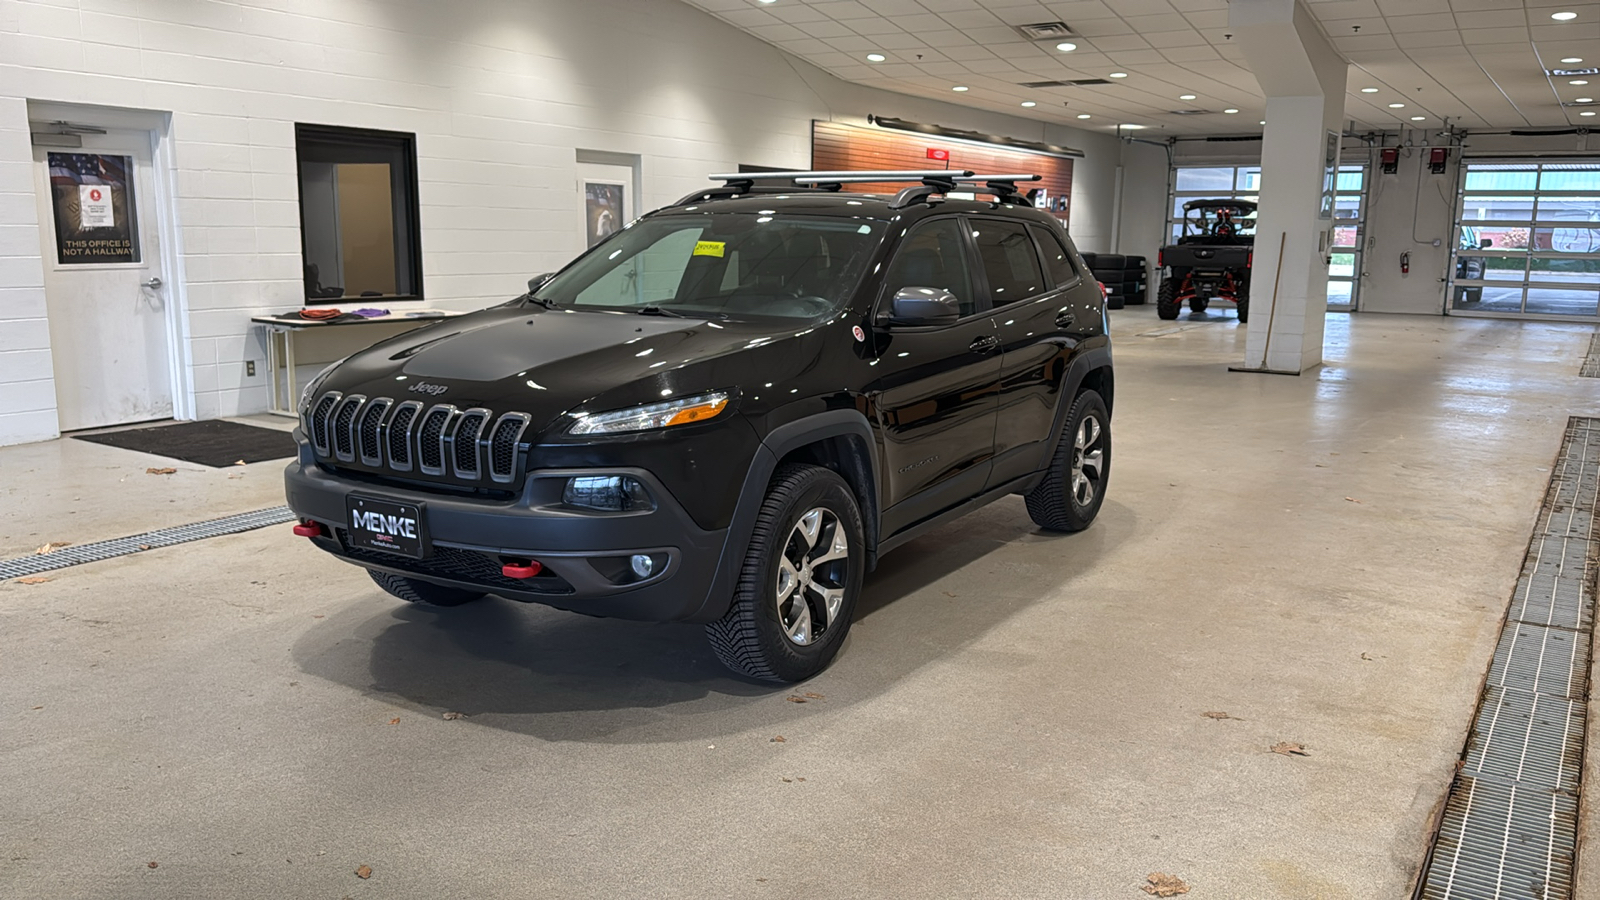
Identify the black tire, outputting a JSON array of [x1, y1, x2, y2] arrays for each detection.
[[1024, 390, 1111, 533], [1236, 298, 1250, 324], [1105, 286, 1125, 310], [368, 569, 486, 607], [1079, 252, 1098, 270], [706, 464, 866, 682], [1189, 296, 1210, 313], [1156, 278, 1181, 320], [1095, 253, 1126, 269], [1123, 255, 1146, 270]]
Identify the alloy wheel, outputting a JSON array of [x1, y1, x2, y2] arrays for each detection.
[[1071, 414, 1105, 508], [774, 507, 850, 646]]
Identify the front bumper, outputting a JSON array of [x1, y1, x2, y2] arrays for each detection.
[[283, 441, 731, 622]]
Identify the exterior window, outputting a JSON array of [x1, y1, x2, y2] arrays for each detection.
[[882, 219, 977, 316], [1451, 161, 1600, 319], [971, 219, 1045, 305], [295, 124, 422, 303]]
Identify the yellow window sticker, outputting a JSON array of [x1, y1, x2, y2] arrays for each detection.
[[693, 240, 726, 258]]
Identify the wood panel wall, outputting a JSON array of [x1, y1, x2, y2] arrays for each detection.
[[811, 120, 1074, 225]]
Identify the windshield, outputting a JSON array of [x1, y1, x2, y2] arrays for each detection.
[[535, 213, 883, 319], [1185, 205, 1256, 237]]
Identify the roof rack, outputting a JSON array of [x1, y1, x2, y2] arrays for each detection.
[[671, 169, 1043, 209]]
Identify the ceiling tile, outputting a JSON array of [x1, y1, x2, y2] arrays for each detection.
[[1395, 30, 1465, 48], [1143, 28, 1208, 48], [1454, 9, 1531, 29]]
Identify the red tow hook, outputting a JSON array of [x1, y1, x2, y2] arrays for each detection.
[[501, 560, 542, 579], [292, 520, 325, 538]]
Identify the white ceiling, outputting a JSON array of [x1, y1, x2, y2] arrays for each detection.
[[678, 0, 1600, 136]]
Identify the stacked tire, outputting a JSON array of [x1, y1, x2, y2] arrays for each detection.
[[1080, 253, 1146, 309]]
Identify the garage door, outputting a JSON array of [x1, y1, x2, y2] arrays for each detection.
[[1449, 161, 1600, 320]]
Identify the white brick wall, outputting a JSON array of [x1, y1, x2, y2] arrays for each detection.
[[0, 0, 1120, 446]]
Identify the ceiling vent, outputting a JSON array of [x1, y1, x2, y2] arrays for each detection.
[[1016, 21, 1074, 41], [1551, 67, 1600, 76], [1020, 78, 1112, 88], [1171, 109, 1215, 115]]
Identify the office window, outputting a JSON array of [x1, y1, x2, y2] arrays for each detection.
[[295, 124, 422, 303]]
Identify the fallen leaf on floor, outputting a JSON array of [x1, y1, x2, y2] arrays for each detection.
[[1315, 463, 1328, 468], [355, 865, 372, 879], [234, 460, 246, 466], [1360, 652, 1374, 661], [34, 542, 71, 555], [145, 467, 176, 475], [796, 777, 806, 782], [786, 696, 807, 703], [388, 718, 400, 725], [1344, 497, 1361, 503], [138, 544, 151, 551], [1142, 872, 1189, 896], [781, 777, 792, 783], [16, 577, 52, 585], [313, 615, 325, 619], [442, 711, 467, 720], [30, 706, 43, 710], [227, 474, 243, 480], [770, 735, 787, 743], [803, 692, 825, 700], [147, 861, 159, 869], [1271, 741, 1310, 757], [1201, 710, 1240, 721]]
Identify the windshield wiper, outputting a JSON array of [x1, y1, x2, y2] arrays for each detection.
[[524, 293, 554, 309], [637, 305, 686, 318]]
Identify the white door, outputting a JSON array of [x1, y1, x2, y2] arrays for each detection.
[[33, 128, 173, 431]]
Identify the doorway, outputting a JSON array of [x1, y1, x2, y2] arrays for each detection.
[[29, 107, 184, 432]]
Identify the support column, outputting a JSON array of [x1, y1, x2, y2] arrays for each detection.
[[1228, 0, 1347, 374]]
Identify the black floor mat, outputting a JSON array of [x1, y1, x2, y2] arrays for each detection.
[[72, 420, 297, 468]]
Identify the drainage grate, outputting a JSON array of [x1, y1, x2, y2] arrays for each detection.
[[1417, 417, 1599, 899], [0, 506, 296, 580], [1581, 332, 1600, 378]]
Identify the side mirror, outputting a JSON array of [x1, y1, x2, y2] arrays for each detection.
[[527, 273, 556, 295], [889, 287, 962, 326]]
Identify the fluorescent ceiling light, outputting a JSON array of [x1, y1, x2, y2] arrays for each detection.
[[1389, 102, 1405, 108], [1562, 57, 1584, 63], [1108, 72, 1127, 78], [1360, 87, 1379, 93], [1223, 108, 1239, 114], [1119, 123, 1146, 129], [1551, 11, 1578, 21], [866, 53, 885, 62], [1410, 116, 1425, 121], [1584, 111, 1598, 116], [1259, 120, 1266, 124], [1077, 113, 1091, 119], [1571, 79, 1590, 85], [1179, 94, 1196, 100], [1056, 42, 1077, 52], [1021, 101, 1036, 107], [1578, 97, 1594, 103], [951, 85, 968, 91]]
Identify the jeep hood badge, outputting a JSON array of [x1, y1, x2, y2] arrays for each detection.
[[408, 382, 449, 396]]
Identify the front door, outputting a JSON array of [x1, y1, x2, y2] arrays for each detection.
[[866, 217, 1001, 538], [32, 127, 172, 431]]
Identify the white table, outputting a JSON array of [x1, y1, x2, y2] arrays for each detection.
[[252, 309, 469, 416]]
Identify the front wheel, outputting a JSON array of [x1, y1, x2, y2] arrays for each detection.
[[706, 465, 865, 682], [1024, 390, 1111, 532], [1236, 297, 1250, 324]]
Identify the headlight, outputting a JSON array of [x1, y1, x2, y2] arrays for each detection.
[[298, 358, 347, 414], [569, 391, 729, 435]]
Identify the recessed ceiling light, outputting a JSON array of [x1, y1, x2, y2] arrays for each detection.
[[1077, 113, 1091, 119], [1259, 120, 1267, 125], [1410, 116, 1426, 121], [1578, 97, 1594, 103], [1108, 72, 1128, 78], [1389, 102, 1406, 108], [951, 85, 968, 92], [1179, 94, 1197, 100], [1551, 11, 1577, 21], [1571, 79, 1590, 85], [1361, 87, 1379, 93], [1584, 111, 1598, 117], [1562, 57, 1584, 63], [1224, 108, 1239, 114], [866, 53, 885, 62], [1056, 42, 1077, 52], [1021, 101, 1036, 107]]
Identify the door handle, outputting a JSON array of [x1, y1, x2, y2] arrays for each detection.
[[969, 334, 1001, 354], [142, 277, 163, 290], [1055, 311, 1076, 328]]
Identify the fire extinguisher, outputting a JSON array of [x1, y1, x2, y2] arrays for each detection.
[[1401, 251, 1410, 275]]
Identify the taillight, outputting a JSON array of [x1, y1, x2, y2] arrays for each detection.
[[1247, 251, 1253, 268], [1158, 249, 1165, 267]]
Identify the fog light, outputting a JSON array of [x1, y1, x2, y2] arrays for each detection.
[[563, 475, 652, 511], [630, 554, 654, 578]]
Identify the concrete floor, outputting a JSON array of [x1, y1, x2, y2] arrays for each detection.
[[4, 306, 1599, 898]]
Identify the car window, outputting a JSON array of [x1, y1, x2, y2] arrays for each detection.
[[1030, 225, 1077, 287], [881, 218, 977, 317], [538, 214, 881, 320], [972, 219, 1046, 305]]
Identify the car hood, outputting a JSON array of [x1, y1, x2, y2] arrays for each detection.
[[321, 305, 817, 435]]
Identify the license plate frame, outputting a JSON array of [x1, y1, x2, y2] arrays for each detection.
[[345, 495, 428, 559]]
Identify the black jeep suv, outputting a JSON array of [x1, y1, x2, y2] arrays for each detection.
[[284, 170, 1114, 682]]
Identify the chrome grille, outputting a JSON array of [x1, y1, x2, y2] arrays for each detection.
[[357, 398, 390, 466], [306, 391, 531, 484], [451, 409, 489, 479]]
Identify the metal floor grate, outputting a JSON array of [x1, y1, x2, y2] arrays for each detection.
[[0, 506, 296, 580], [1582, 333, 1600, 378], [1417, 417, 1599, 899]]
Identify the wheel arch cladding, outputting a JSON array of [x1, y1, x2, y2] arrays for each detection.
[[1078, 364, 1114, 414]]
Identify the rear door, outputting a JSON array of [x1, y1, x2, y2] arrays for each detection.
[[865, 217, 1001, 537]]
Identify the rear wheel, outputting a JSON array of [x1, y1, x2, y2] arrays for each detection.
[[368, 570, 486, 607], [1156, 277, 1181, 320], [1024, 390, 1110, 533], [706, 464, 865, 682], [1236, 297, 1250, 324]]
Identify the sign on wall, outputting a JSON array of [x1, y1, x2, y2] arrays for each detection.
[[47, 152, 140, 264]]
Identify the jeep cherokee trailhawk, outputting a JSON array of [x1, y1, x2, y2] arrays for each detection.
[[284, 170, 1114, 682]]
